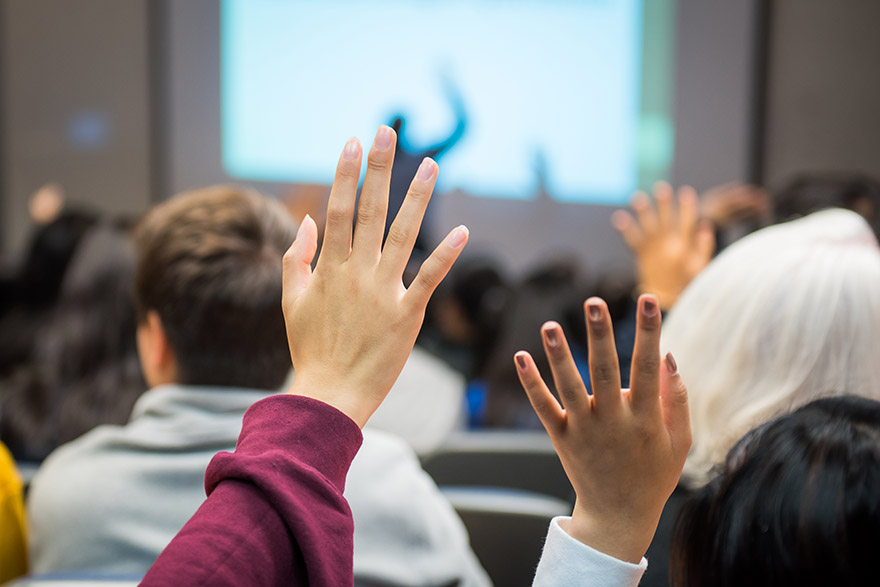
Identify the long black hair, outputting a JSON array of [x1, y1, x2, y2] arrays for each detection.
[[671, 395, 880, 587]]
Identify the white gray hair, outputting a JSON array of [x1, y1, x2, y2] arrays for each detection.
[[661, 208, 880, 487]]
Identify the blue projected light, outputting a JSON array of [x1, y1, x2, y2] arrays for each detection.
[[221, 0, 643, 204]]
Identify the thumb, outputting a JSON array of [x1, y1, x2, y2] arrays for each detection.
[[283, 214, 318, 304], [660, 352, 692, 459]]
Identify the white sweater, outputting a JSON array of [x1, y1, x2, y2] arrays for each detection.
[[533, 517, 648, 587]]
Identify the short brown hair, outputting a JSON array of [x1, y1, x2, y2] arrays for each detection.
[[134, 186, 297, 390]]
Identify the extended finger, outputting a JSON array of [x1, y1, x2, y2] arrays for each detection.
[[695, 219, 716, 265], [631, 191, 659, 236], [319, 138, 362, 265], [282, 214, 319, 306], [660, 352, 692, 460], [352, 126, 396, 262], [404, 224, 468, 310], [629, 294, 662, 414], [541, 321, 589, 412], [654, 181, 674, 229], [379, 158, 438, 279], [611, 210, 644, 250], [584, 297, 623, 412], [677, 185, 699, 239], [515, 351, 565, 435]]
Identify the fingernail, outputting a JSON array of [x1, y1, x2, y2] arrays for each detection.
[[448, 225, 468, 248], [343, 138, 360, 161], [375, 125, 394, 150], [643, 298, 658, 317], [611, 211, 628, 230], [546, 328, 558, 348], [416, 158, 436, 181], [587, 300, 603, 322], [665, 352, 678, 375], [515, 353, 527, 371]]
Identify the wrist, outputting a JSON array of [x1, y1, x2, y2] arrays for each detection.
[[565, 501, 661, 565], [286, 374, 372, 428]]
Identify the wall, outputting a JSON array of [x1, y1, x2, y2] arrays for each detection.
[[0, 0, 152, 260], [761, 0, 880, 188]]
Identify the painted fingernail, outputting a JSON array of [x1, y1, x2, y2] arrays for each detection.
[[643, 298, 658, 317], [587, 300, 603, 322], [416, 158, 436, 181], [375, 125, 394, 150], [665, 352, 678, 375], [515, 353, 527, 371], [448, 225, 468, 248], [546, 328, 559, 348], [342, 137, 360, 161]]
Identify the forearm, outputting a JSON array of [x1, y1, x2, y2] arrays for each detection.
[[142, 395, 363, 586]]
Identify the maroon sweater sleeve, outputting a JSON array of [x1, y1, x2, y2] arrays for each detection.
[[140, 395, 363, 586]]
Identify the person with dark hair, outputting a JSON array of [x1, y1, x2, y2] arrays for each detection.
[[772, 172, 880, 238], [0, 226, 146, 462], [0, 209, 97, 379], [28, 130, 489, 586], [420, 254, 510, 375], [671, 395, 880, 587], [481, 258, 590, 428]]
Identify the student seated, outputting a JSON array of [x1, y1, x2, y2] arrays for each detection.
[[27, 127, 488, 586]]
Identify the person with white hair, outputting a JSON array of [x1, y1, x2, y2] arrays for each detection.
[[614, 199, 880, 586], [661, 207, 880, 487]]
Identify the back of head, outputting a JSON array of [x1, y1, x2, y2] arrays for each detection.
[[661, 208, 880, 486], [483, 258, 587, 428], [1, 226, 147, 459], [672, 396, 880, 587], [773, 173, 880, 239], [134, 186, 297, 390]]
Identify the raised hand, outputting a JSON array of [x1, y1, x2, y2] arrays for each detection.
[[515, 294, 691, 564], [700, 181, 770, 229], [612, 182, 715, 310], [282, 126, 468, 427]]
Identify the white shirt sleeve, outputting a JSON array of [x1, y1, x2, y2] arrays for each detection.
[[532, 516, 648, 587]]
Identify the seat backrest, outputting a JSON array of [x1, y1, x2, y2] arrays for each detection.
[[442, 487, 571, 587], [421, 431, 574, 503]]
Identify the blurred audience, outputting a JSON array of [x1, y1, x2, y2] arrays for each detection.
[[421, 254, 510, 376], [481, 258, 588, 428], [0, 208, 97, 379], [27, 181, 488, 586], [0, 226, 145, 462], [772, 172, 880, 238]]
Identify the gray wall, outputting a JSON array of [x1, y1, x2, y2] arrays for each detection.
[[0, 0, 153, 260], [762, 0, 880, 188]]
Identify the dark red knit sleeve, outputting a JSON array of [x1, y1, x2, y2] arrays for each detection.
[[140, 394, 363, 586]]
